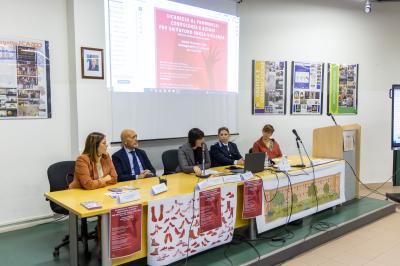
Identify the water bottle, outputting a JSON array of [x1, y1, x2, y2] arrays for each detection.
[[264, 153, 270, 168]]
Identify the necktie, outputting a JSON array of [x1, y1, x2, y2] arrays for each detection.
[[130, 150, 141, 176]]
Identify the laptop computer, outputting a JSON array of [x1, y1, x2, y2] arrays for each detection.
[[230, 152, 266, 174]]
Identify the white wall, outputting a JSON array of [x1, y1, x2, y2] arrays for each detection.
[[236, 0, 400, 183], [0, 0, 71, 225]]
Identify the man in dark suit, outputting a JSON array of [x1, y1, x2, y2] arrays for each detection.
[[210, 127, 244, 167], [112, 129, 156, 182]]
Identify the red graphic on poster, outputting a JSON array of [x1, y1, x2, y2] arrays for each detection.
[[199, 188, 222, 233], [243, 179, 263, 219], [155, 8, 228, 91], [110, 204, 142, 259]]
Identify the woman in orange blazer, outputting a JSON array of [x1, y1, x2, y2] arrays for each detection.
[[252, 124, 282, 159], [69, 132, 117, 190]]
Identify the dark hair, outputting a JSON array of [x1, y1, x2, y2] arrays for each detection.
[[82, 132, 105, 163], [188, 128, 204, 147], [218, 127, 229, 135], [262, 124, 274, 134]]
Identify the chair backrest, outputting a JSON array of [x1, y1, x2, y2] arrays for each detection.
[[249, 148, 253, 154], [162, 149, 179, 175], [47, 161, 75, 215]]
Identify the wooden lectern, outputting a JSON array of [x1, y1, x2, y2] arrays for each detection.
[[312, 124, 361, 200]]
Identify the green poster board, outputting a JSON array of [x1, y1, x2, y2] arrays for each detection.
[[328, 63, 359, 114]]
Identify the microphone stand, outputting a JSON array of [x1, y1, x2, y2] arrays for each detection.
[[292, 138, 306, 168], [198, 143, 210, 178], [328, 113, 338, 126]]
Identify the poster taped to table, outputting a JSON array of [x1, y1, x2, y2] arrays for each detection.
[[109, 204, 142, 259], [290, 61, 324, 115], [0, 38, 51, 119], [256, 162, 345, 233], [252, 60, 287, 115], [147, 185, 237, 266]]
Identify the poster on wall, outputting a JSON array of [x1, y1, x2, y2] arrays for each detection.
[[290, 61, 324, 115], [252, 60, 287, 115], [328, 63, 358, 115], [147, 186, 237, 266], [0, 38, 51, 119]]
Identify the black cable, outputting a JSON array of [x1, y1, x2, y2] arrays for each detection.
[[299, 141, 319, 212], [184, 177, 199, 266]]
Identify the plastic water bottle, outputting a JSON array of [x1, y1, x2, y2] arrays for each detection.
[[264, 153, 270, 168]]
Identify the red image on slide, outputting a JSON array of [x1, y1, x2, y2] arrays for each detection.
[[155, 8, 228, 91], [110, 205, 142, 259], [199, 188, 222, 233]]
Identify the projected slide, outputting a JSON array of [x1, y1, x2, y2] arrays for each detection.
[[107, 0, 239, 93], [155, 9, 227, 91], [106, 0, 239, 140]]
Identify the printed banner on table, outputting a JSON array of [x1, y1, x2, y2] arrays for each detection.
[[256, 162, 345, 233], [328, 63, 358, 115], [242, 179, 263, 219], [0, 38, 51, 119], [147, 185, 237, 266], [290, 61, 324, 115], [109, 204, 142, 259], [199, 188, 222, 232], [155, 8, 227, 91], [252, 60, 287, 114]]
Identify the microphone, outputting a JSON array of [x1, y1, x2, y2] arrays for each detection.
[[292, 129, 301, 141], [327, 113, 338, 126], [292, 129, 305, 168]]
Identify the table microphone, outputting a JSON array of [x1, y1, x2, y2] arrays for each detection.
[[327, 113, 338, 126]]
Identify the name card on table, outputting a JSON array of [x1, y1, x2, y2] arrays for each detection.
[[223, 174, 242, 183], [241, 172, 253, 181], [117, 191, 141, 204], [196, 176, 224, 191], [207, 176, 224, 186], [151, 183, 168, 195]]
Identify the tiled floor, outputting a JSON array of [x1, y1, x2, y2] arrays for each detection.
[[283, 183, 400, 266]]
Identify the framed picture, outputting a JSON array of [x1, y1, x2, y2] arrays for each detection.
[[81, 47, 104, 79]]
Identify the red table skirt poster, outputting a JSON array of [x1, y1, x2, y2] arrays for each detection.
[[242, 179, 263, 219], [147, 185, 237, 266], [199, 187, 222, 232], [109, 204, 142, 259]]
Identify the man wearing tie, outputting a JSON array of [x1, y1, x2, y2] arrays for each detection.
[[112, 129, 156, 182], [210, 127, 244, 167]]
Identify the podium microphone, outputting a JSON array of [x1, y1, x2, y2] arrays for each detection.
[[327, 113, 338, 126], [292, 129, 301, 142], [292, 129, 305, 168]]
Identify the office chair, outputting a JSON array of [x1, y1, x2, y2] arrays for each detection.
[[162, 149, 179, 175], [249, 148, 253, 154], [47, 161, 96, 258]]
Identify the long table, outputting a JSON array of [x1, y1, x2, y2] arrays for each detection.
[[44, 156, 345, 266]]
